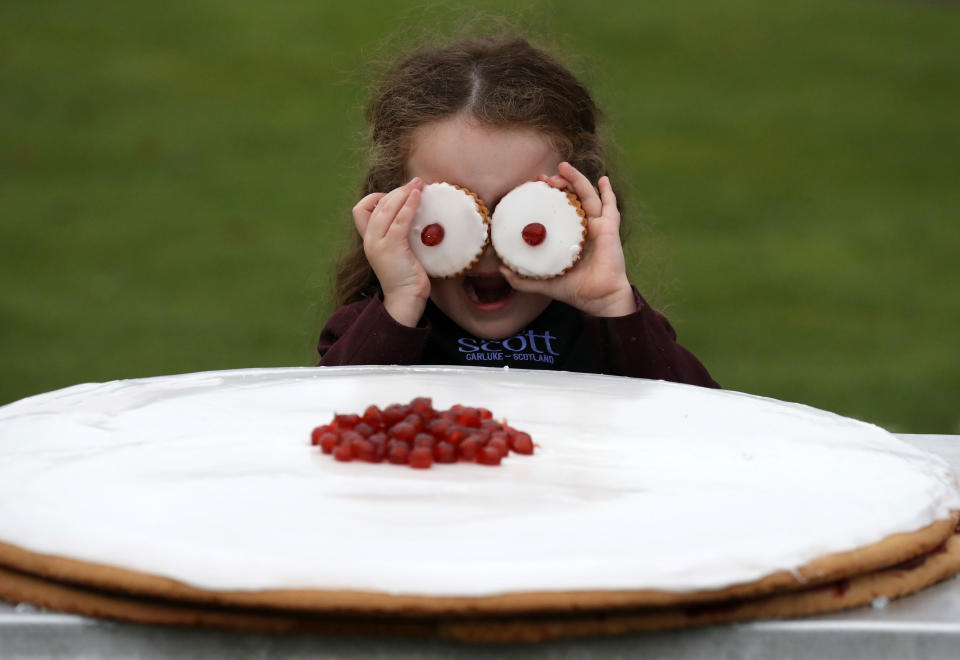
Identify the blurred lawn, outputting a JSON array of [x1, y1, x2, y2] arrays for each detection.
[[1, 0, 958, 432]]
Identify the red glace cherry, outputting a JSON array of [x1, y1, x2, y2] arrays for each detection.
[[445, 426, 470, 445], [311, 425, 332, 445], [456, 408, 482, 428], [388, 421, 417, 443], [433, 441, 457, 463], [521, 222, 546, 246], [387, 441, 410, 464], [352, 437, 376, 462], [333, 413, 360, 429], [487, 434, 509, 458], [362, 405, 383, 426], [420, 223, 445, 246], [477, 446, 502, 466], [353, 422, 376, 438], [318, 432, 339, 454], [403, 413, 424, 434], [333, 442, 354, 462], [410, 397, 434, 418], [458, 436, 481, 460], [409, 446, 434, 469], [510, 431, 534, 455], [426, 418, 453, 439]]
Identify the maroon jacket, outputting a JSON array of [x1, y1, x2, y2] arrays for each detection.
[[317, 288, 719, 388]]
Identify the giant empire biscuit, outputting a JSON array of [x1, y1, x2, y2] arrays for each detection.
[[2, 529, 958, 642], [0, 366, 958, 638], [2, 539, 958, 645]]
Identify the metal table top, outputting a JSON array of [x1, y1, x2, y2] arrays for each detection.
[[2, 434, 959, 660]]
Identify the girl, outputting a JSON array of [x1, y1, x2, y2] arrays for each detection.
[[318, 36, 718, 388]]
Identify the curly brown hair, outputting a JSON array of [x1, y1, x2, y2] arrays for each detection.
[[334, 36, 610, 307]]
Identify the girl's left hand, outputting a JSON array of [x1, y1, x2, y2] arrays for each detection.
[[499, 162, 636, 317]]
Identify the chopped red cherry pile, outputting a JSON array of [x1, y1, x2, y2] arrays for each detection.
[[310, 397, 534, 468]]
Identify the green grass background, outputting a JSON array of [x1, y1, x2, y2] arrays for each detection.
[[2, 0, 958, 433]]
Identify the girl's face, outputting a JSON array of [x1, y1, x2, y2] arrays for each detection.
[[407, 115, 561, 340]]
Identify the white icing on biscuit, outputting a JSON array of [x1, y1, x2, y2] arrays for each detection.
[[409, 182, 488, 278], [0, 367, 957, 597], [491, 181, 586, 278]]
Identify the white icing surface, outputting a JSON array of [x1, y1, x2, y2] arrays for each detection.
[[491, 181, 586, 278], [409, 182, 488, 277], [0, 366, 957, 597]]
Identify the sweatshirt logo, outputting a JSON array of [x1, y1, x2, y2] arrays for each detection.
[[457, 330, 559, 365]]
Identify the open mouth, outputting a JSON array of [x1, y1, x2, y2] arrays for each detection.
[[464, 273, 515, 306]]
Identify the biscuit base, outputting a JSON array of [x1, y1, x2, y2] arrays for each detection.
[[0, 514, 955, 616], [1, 531, 958, 643]]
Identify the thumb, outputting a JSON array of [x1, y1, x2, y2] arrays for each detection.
[[352, 192, 386, 237], [499, 265, 552, 296]]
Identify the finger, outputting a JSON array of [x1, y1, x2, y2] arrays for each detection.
[[498, 265, 557, 297], [386, 186, 422, 240], [598, 176, 621, 228], [367, 178, 421, 239], [353, 192, 386, 236], [498, 265, 538, 292], [558, 162, 601, 218], [539, 173, 569, 190]]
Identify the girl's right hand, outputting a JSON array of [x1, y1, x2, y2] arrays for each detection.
[[352, 177, 429, 327]]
